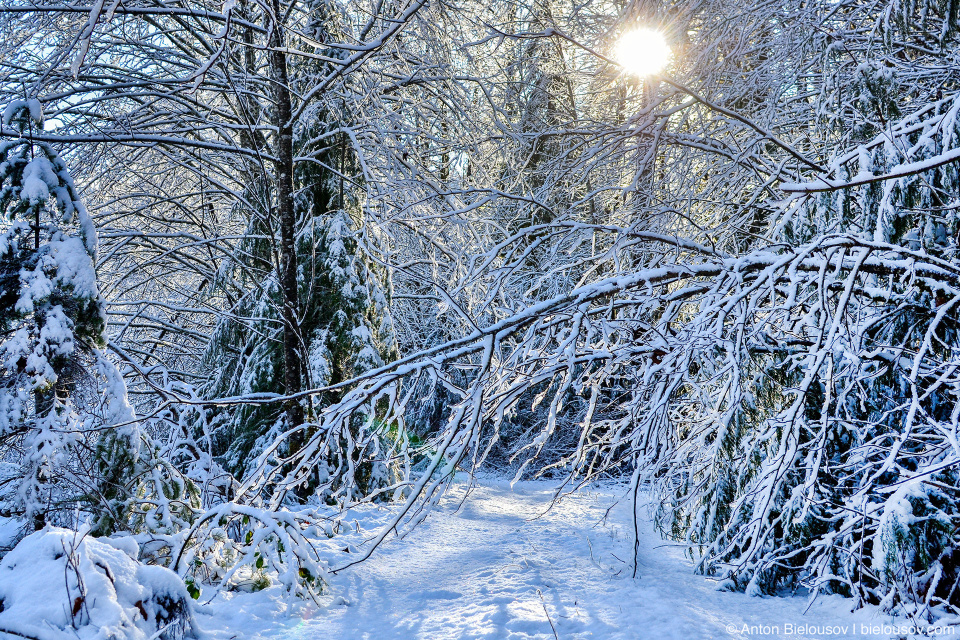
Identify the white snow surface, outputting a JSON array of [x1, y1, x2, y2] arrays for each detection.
[[196, 477, 935, 640], [0, 527, 196, 640]]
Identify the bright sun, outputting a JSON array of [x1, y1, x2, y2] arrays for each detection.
[[615, 28, 670, 77]]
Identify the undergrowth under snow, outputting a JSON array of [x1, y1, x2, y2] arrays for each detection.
[[0, 527, 196, 640]]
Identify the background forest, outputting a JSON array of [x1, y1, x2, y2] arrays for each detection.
[[1, 0, 960, 634]]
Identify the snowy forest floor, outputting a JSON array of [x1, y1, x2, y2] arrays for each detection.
[[196, 477, 949, 640]]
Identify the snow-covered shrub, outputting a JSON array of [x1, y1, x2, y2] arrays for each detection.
[[168, 503, 329, 601], [93, 391, 328, 601], [0, 527, 197, 640]]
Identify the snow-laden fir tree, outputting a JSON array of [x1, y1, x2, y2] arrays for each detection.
[[0, 109, 329, 598], [0, 100, 139, 533], [652, 17, 960, 618], [202, 165, 396, 499], [200, 16, 397, 499]]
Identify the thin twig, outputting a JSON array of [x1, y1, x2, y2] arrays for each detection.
[[537, 589, 560, 640]]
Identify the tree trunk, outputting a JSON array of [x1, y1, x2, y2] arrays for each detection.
[[268, 4, 305, 429]]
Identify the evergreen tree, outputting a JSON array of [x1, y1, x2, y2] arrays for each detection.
[[0, 100, 139, 532], [201, 13, 397, 498], [656, 8, 960, 614]]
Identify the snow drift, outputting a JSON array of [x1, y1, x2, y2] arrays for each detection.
[[0, 528, 197, 640]]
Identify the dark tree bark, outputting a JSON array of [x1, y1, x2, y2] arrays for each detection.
[[268, 1, 305, 429]]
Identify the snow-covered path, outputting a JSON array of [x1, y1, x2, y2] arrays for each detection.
[[198, 479, 917, 639]]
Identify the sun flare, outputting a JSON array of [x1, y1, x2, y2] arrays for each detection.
[[615, 28, 670, 77]]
